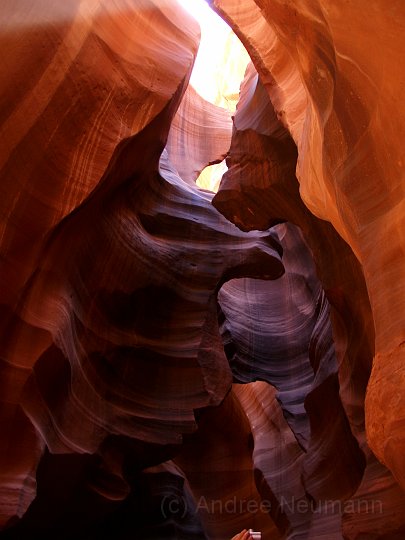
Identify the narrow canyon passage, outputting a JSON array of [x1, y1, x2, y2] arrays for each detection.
[[0, 1, 405, 539]]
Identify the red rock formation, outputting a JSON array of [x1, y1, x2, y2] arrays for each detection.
[[219, 223, 366, 537], [166, 85, 232, 184], [210, 0, 405, 535], [1, 0, 405, 538], [0, 0, 285, 533], [210, 0, 405, 495], [176, 390, 282, 540], [0, 0, 198, 524], [219, 221, 405, 538]]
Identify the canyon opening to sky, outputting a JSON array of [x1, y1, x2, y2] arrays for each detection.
[[178, 0, 250, 192], [1, 1, 405, 540]]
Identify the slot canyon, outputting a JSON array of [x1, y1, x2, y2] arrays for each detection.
[[0, 0, 404, 538]]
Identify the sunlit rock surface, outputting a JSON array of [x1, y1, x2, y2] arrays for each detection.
[[212, 39, 405, 536], [185, 18, 250, 192], [211, 0, 405, 495], [1, 0, 405, 538], [165, 85, 232, 185]]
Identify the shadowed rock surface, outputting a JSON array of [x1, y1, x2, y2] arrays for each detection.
[[1, 0, 405, 539], [210, 0, 405, 495]]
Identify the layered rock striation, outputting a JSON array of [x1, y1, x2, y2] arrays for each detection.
[[210, 0, 405, 494], [166, 85, 232, 185], [1, 0, 405, 539], [0, 0, 284, 535]]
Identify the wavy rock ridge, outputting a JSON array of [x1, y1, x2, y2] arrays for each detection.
[[210, 0, 405, 493], [1, 0, 405, 539]]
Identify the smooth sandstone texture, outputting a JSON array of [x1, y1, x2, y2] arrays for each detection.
[[210, 0, 405, 493], [0, 0, 198, 524], [0, 0, 285, 533], [1, 0, 405, 538], [213, 46, 405, 537], [165, 85, 232, 184], [176, 389, 283, 540], [219, 222, 366, 538], [0, 0, 196, 524], [220, 224, 405, 539]]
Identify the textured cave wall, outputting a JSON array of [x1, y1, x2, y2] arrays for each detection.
[[0, 0, 286, 535], [189, 221, 368, 539], [209, 0, 405, 493], [1, 0, 405, 539], [219, 223, 405, 539], [165, 84, 232, 184], [208, 0, 405, 536], [0, 0, 198, 525], [176, 389, 283, 540]]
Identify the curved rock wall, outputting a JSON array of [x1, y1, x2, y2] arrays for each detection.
[[219, 223, 405, 538], [1, 0, 405, 538], [210, 0, 405, 491], [0, 0, 196, 524], [165, 85, 232, 184], [0, 0, 285, 531], [212, 44, 405, 536]]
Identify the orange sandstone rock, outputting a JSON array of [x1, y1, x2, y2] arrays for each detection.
[[211, 0, 405, 495]]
